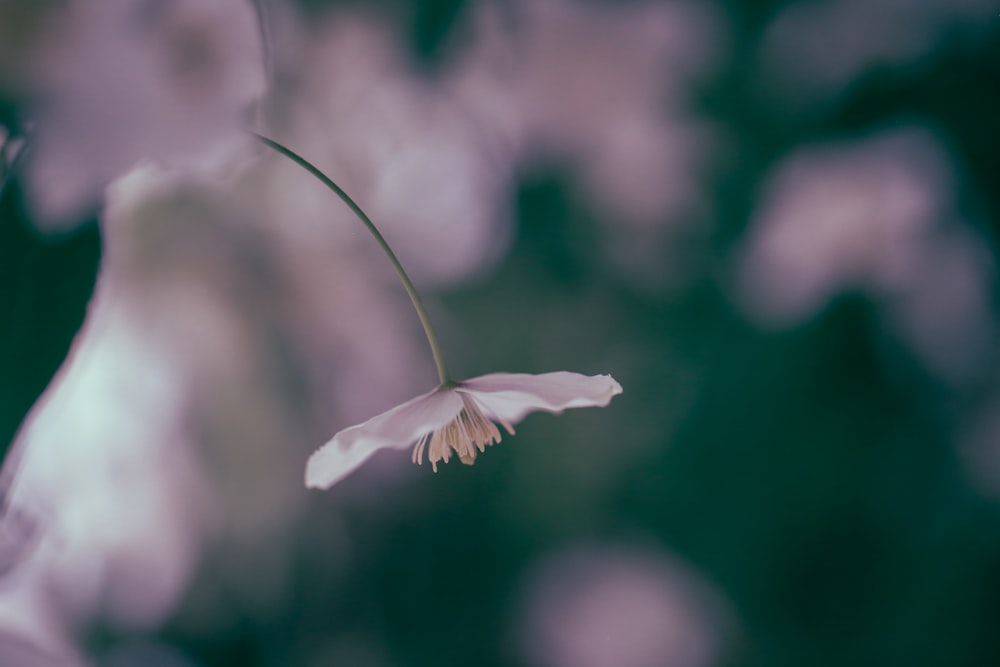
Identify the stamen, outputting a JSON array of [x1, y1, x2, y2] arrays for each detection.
[[411, 393, 506, 472], [412, 432, 430, 465]]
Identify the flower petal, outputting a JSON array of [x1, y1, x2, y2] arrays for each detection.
[[305, 389, 464, 489], [459, 372, 623, 423]]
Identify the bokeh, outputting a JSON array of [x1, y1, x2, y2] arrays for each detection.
[[1, 0, 1000, 665]]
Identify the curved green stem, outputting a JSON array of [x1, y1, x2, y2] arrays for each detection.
[[251, 132, 452, 385]]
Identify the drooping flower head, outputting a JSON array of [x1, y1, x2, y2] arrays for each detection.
[[306, 371, 622, 489], [254, 137, 623, 492]]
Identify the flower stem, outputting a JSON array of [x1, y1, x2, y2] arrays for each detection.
[[251, 132, 452, 385]]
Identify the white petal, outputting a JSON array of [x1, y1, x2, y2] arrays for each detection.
[[306, 389, 463, 489], [459, 372, 623, 423]]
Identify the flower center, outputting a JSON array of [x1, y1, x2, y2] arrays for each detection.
[[412, 394, 514, 471]]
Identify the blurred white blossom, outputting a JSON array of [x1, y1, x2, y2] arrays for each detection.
[[738, 125, 996, 383], [271, 0, 723, 294], [18, 0, 264, 228], [517, 544, 730, 667], [279, 14, 512, 287], [499, 0, 722, 226], [0, 292, 210, 640]]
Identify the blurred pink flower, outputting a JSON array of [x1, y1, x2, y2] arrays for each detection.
[[736, 125, 996, 384], [20, 0, 264, 228], [306, 372, 622, 489]]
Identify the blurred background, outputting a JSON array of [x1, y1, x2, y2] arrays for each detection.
[[1, 0, 1000, 665]]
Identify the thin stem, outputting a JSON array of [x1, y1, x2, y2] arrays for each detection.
[[251, 132, 452, 385]]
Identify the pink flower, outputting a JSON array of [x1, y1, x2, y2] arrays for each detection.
[[306, 371, 622, 489]]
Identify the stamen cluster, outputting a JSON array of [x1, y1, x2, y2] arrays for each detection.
[[412, 394, 514, 471]]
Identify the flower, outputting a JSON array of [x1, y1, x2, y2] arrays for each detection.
[[306, 371, 623, 489]]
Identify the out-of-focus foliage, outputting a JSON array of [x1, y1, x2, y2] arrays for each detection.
[[1, 0, 1000, 666]]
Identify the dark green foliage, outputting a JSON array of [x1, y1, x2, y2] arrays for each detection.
[[408, 0, 472, 70]]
